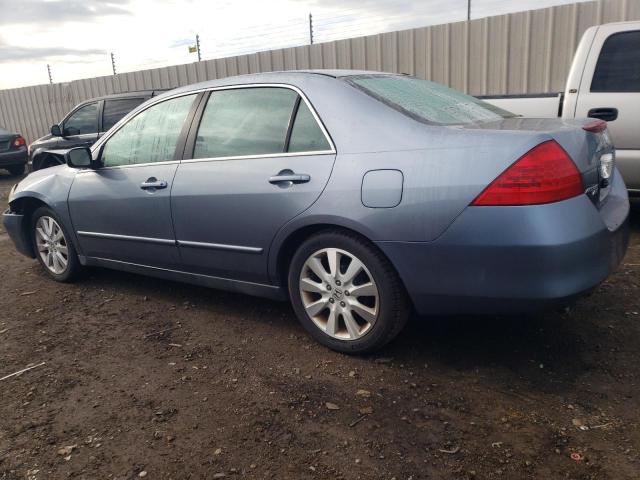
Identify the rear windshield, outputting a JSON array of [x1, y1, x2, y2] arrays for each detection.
[[346, 75, 515, 125]]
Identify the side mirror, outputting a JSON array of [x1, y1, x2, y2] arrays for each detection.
[[50, 124, 62, 136], [65, 147, 93, 169]]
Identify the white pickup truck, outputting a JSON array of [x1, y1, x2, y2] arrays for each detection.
[[484, 21, 640, 194]]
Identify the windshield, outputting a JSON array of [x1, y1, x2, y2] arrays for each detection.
[[346, 74, 515, 125]]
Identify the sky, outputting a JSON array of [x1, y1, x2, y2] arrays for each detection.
[[0, 0, 589, 90]]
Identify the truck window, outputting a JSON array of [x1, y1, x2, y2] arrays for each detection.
[[102, 98, 146, 131], [591, 30, 640, 93]]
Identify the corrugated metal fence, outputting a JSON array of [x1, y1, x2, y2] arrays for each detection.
[[1, 0, 639, 143]]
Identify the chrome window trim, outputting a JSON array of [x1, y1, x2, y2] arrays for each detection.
[[91, 83, 336, 170], [76, 160, 180, 173], [181, 150, 335, 165]]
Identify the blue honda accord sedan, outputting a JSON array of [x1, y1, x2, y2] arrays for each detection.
[[3, 71, 630, 353]]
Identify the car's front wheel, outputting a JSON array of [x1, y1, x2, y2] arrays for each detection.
[[288, 230, 410, 354], [31, 207, 82, 282]]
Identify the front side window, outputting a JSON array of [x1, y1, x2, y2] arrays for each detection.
[[194, 87, 297, 159], [63, 103, 99, 135], [101, 94, 195, 167], [102, 97, 147, 131], [591, 31, 640, 93], [346, 75, 515, 125]]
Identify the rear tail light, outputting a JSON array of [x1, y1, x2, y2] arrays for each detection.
[[471, 140, 583, 206], [12, 136, 26, 148]]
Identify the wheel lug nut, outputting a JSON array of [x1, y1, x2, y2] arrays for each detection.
[[326, 285, 332, 290], [345, 291, 350, 296], [340, 301, 346, 307], [335, 280, 341, 286], [329, 298, 335, 304]]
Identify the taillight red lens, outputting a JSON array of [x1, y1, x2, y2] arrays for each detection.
[[471, 140, 583, 206], [12, 136, 26, 148]]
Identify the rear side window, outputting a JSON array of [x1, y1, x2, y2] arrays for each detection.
[[288, 101, 331, 153], [591, 31, 640, 92], [194, 87, 297, 159], [101, 94, 196, 167], [63, 102, 99, 135], [102, 97, 146, 131], [346, 75, 514, 125]]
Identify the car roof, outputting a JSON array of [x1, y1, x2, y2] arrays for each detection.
[[158, 69, 395, 99]]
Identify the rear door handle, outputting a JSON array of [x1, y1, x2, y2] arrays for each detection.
[[587, 107, 618, 122], [140, 178, 168, 190], [269, 173, 311, 184]]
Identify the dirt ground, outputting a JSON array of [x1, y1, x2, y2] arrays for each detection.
[[0, 171, 638, 480]]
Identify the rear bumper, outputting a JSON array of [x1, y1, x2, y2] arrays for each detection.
[[0, 148, 28, 166], [377, 171, 630, 315], [2, 209, 33, 257]]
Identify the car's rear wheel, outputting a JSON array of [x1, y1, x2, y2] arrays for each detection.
[[7, 164, 25, 176], [31, 207, 82, 282], [288, 230, 410, 354]]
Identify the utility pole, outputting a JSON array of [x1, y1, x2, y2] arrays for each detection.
[[467, 0, 471, 20], [196, 34, 201, 62], [47, 64, 52, 84], [111, 52, 117, 75], [309, 13, 314, 45]]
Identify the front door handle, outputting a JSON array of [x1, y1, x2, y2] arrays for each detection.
[[140, 178, 168, 190], [588, 107, 618, 122], [269, 171, 311, 185]]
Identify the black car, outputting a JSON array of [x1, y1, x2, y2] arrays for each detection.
[[29, 89, 169, 171], [0, 127, 28, 176]]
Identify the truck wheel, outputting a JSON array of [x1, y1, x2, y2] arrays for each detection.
[[288, 230, 410, 354]]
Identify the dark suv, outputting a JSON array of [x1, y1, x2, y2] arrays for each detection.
[[29, 90, 169, 171]]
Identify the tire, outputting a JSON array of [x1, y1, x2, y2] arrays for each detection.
[[288, 230, 410, 354], [31, 206, 82, 282], [7, 164, 25, 176]]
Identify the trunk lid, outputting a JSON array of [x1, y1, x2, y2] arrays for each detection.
[[457, 117, 615, 206]]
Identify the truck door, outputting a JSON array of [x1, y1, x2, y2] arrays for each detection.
[[574, 24, 640, 191]]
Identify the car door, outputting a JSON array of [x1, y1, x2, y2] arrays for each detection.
[[59, 101, 101, 149], [171, 85, 336, 284], [68, 93, 199, 269], [574, 25, 640, 190]]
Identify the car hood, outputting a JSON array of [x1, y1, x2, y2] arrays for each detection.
[[30, 133, 54, 148]]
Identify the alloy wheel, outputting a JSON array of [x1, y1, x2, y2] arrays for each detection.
[[35, 216, 69, 275], [299, 248, 379, 340]]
